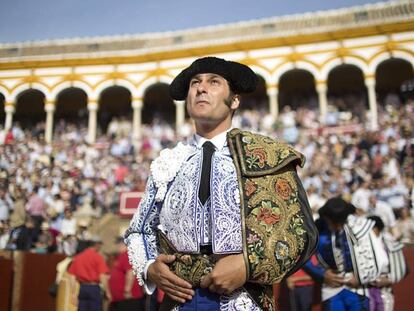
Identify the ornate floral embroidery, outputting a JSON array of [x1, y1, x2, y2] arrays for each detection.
[[275, 179, 292, 200], [252, 201, 281, 229], [243, 172, 307, 283], [246, 148, 267, 169], [290, 215, 306, 235], [245, 179, 257, 197], [247, 234, 264, 267], [259, 290, 275, 311], [275, 241, 289, 260], [242, 136, 252, 144], [280, 149, 290, 160], [248, 253, 260, 266], [255, 271, 270, 283], [246, 232, 260, 243], [234, 129, 305, 173]]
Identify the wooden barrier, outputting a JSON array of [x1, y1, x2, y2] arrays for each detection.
[[11, 252, 65, 311], [0, 247, 412, 310], [394, 246, 414, 310], [0, 251, 13, 311]]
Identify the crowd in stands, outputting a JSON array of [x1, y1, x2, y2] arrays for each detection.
[[0, 94, 413, 308]]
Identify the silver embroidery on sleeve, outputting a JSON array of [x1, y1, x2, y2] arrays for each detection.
[[125, 177, 159, 285]]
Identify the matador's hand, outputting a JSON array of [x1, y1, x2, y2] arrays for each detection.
[[200, 253, 246, 295], [148, 254, 195, 303]]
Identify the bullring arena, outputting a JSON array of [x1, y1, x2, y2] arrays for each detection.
[[0, 1, 414, 310]]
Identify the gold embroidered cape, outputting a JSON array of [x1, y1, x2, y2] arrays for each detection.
[[227, 129, 318, 311]]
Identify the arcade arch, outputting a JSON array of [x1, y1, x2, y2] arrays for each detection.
[[375, 58, 414, 106], [279, 69, 317, 111], [15, 89, 46, 130], [55, 87, 88, 126], [327, 64, 367, 122], [98, 86, 132, 134], [239, 75, 268, 112], [142, 83, 175, 125]]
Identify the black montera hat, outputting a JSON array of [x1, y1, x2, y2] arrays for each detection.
[[169, 56, 258, 100]]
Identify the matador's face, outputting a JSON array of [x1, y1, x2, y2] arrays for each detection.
[[186, 73, 239, 127]]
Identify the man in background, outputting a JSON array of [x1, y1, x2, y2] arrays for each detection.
[[109, 237, 145, 311], [68, 235, 111, 311]]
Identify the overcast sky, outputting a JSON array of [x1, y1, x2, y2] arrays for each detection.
[[0, 0, 386, 44]]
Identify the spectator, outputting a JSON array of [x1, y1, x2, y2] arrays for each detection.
[[0, 221, 10, 249], [34, 221, 54, 253], [68, 236, 111, 311], [4, 129, 14, 145], [396, 207, 414, 244], [48, 194, 65, 215], [351, 180, 371, 213], [9, 216, 36, 251], [0, 187, 12, 221], [0, 125, 5, 145], [109, 237, 145, 311], [9, 187, 27, 229], [60, 209, 77, 237], [306, 185, 326, 219], [25, 186, 46, 237], [367, 195, 398, 237]]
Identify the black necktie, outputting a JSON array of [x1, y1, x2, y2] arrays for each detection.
[[198, 141, 216, 204]]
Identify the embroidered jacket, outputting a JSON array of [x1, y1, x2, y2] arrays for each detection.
[[125, 129, 317, 311]]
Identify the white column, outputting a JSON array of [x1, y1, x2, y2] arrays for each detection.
[[87, 100, 98, 144], [45, 101, 55, 143], [4, 104, 15, 130], [316, 81, 328, 124], [267, 85, 279, 120], [132, 98, 143, 140], [365, 75, 378, 131], [174, 100, 185, 132]]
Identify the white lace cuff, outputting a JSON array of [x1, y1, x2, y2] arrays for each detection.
[[143, 259, 156, 295]]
